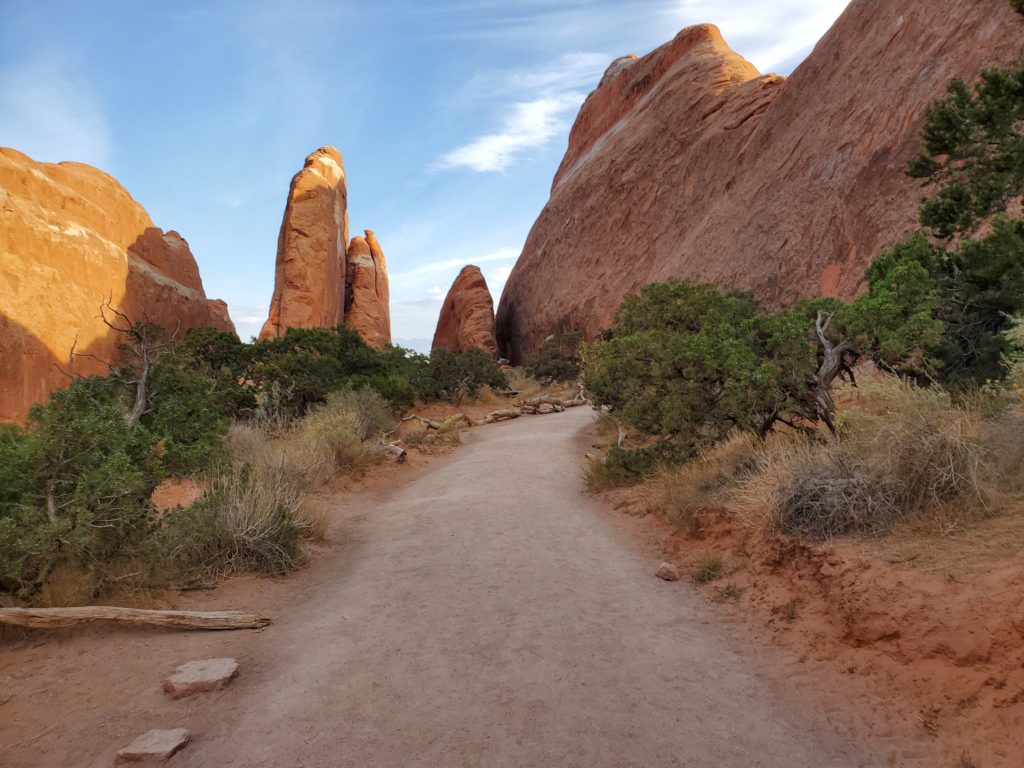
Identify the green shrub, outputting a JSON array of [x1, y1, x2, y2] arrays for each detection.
[[0, 378, 159, 596], [527, 332, 582, 382], [141, 360, 229, 474], [423, 347, 508, 403]]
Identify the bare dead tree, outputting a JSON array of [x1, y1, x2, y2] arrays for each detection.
[[97, 301, 181, 426], [813, 310, 859, 434], [58, 299, 179, 427]]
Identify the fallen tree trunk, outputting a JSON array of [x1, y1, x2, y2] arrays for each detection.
[[382, 442, 407, 462], [0, 607, 272, 631], [478, 408, 522, 424]]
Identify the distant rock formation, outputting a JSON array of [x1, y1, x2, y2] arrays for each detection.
[[496, 0, 1024, 363], [432, 266, 498, 356], [259, 147, 391, 348], [260, 147, 349, 340], [345, 230, 391, 349], [0, 147, 235, 424]]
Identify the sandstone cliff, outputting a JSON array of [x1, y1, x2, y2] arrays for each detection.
[[0, 147, 235, 423], [432, 266, 498, 356], [259, 147, 391, 348], [345, 230, 391, 349], [496, 0, 1024, 363]]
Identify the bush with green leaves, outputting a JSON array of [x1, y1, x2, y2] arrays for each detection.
[[0, 379, 160, 596], [527, 332, 583, 382], [420, 347, 509, 403], [583, 282, 835, 470]]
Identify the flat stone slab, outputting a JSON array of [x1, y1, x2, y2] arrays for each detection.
[[655, 562, 681, 582], [115, 728, 191, 764], [162, 658, 239, 699]]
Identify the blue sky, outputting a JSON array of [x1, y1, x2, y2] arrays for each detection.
[[0, 0, 849, 349]]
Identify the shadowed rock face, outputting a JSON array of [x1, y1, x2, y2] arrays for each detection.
[[260, 146, 349, 340], [432, 265, 498, 356], [345, 230, 391, 349], [0, 147, 235, 423], [496, 1, 1024, 363]]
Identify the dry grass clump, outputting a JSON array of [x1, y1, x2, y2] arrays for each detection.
[[653, 378, 1024, 541], [160, 388, 396, 583], [762, 382, 1013, 539], [656, 432, 762, 526]]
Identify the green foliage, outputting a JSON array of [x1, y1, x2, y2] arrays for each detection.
[[839, 234, 944, 375], [141, 360, 230, 474], [908, 65, 1024, 237], [527, 332, 583, 382], [583, 283, 833, 476], [248, 326, 385, 413], [0, 379, 159, 596], [1013, 0, 1024, 13], [420, 347, 508, 403]]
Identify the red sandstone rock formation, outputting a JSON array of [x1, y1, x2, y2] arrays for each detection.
[[496, 0, 1024, 363], [259, 147, 391, 348], [432, 266, 498, 356], [0, 147, 235, 424], [344, 230, 391, 349], [260, 147, 349, 340]]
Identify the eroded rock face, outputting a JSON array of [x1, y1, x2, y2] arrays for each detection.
[[345, 230, 391, 349], [432, 265, 498, 356], [0, 147, 235, 423], [496, 1, 1024, 362], [260, 146, 349, 339]]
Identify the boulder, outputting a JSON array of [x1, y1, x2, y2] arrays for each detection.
[[496, 1, 1024, 362], [0, 147, 235, 423], [432, 265, 498, 356], [344, 230, 391, 349], [115, 728, 191, 764], [162, 658, 239, 699], [260, 146, 349, 340], [656, 562, 681, 582]]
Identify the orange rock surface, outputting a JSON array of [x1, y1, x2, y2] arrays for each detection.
[[0, 147, 235, 424], [496, 1, 1024, 362], [344, 230, 391, 349], [260, 146, 349, 340], [432, 265, 498, 356], [259, 147, 391, 348]]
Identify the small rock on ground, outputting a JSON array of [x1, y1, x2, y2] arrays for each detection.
[[115, 728, 191, 765], [162, 658, 239, 699], [656, 562, 681, 582]]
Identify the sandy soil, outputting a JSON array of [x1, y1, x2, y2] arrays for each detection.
[[600, 490, 1024, 767], [2, 408, 898, 767]]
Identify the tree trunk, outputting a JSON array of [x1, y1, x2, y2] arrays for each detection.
[[0, 607, 271, 631]]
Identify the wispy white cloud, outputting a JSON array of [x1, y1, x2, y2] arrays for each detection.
[[0, 53, 110, 168], [663, 0, 851, 73], [439, 92, 584, 172], [391, 247, 520, 280]]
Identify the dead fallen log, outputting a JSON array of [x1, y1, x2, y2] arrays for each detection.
[[401, 413, 475, 430], [0, 607, 272, 631], [382, 442, 407, 462], [478, 408, 522, 425], [402, 414, 443, 430]]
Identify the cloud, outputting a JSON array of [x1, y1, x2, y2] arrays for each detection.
[[0, 53, 110, 168], [391, 247, 520, 280], [664, 0, 851, 73], [426, 286, 446, 299], [439, 92, 584, 172]]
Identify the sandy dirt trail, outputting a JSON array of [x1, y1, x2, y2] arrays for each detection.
[[1, 408, 880, 767]]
